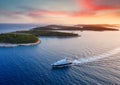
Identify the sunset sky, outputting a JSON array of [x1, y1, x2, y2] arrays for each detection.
[[0, 0, 120, 25]]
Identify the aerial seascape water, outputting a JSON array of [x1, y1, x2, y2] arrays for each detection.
[[0, 24, 41, 33], [0, 24, 120, 85]]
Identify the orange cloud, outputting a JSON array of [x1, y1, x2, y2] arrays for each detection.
[[28, 10, 70, 18], [78, 0, 120, 11], [28, 9, 96, 18], [74, 0, 120, 19]]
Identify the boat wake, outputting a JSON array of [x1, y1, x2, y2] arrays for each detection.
[[72, 48, 120, 65]]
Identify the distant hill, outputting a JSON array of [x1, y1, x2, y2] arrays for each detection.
[[31, 24, 119, 31]]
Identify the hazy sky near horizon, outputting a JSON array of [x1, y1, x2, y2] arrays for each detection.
[[0, 0, 120, 24]]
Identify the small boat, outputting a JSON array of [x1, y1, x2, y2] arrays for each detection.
[[51, 58, 72, 68]]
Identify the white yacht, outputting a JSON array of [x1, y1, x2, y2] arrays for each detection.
[[52, 58, 72, 68]]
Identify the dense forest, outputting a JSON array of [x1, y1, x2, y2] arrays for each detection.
[[14, 30, 79, 37], [0, 33, 39, 44]]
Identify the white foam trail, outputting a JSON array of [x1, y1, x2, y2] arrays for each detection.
[[72, 48, 120, 65]]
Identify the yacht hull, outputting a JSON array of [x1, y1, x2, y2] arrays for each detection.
[[52, 62, 72, 68]]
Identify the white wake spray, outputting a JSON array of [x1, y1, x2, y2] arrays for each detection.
[[72, 48, 120, 65]]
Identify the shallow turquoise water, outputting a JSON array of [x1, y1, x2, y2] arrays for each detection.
[[0, 25, 120, 85]]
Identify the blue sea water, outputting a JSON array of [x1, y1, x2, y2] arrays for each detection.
[[0, 23, 42, 33], [0, 24, 120, 85]]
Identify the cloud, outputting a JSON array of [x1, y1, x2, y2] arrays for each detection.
[[0, 0, 120, 24], [0, 11, 23, 16], [74, 0, 120, 18], [78, 0, 120, 11], [27, 9, 97, 18], [1, 0, 120, 19]]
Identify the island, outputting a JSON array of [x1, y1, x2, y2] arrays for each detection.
[[14, 30, 79, 37], [32, 24, 119, 31], [0, 29, 79, 47], [0, 33, 40, 47], [0, 24, 119, 47]]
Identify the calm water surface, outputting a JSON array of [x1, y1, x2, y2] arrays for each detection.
[[0, 24, 41, 33], [0, 24, 120, 85]]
